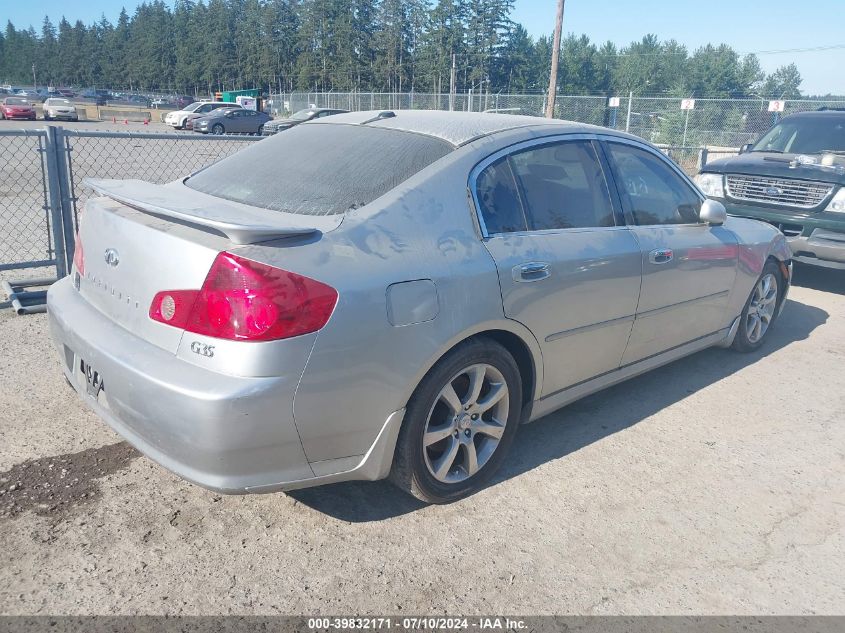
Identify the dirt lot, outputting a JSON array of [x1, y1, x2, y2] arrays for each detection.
[[0, 264, 843, 615]]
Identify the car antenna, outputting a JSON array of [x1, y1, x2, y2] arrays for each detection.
[[360, 111, 396, 125]]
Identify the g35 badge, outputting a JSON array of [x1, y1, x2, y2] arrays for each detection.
[[190, 341, 215, 358]]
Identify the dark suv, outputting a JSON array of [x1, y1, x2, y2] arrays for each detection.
[[695, 110, 845, 269]]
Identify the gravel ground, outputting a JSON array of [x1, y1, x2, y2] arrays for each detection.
[[0, 264, 843, 615]]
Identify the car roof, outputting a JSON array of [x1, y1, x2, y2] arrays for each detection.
[[312, 109, 612, 147], [785, 110, 845, 119]]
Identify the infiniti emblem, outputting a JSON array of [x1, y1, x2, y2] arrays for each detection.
[[104, 248, 120, 267]]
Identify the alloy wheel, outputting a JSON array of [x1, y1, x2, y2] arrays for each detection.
[[422, 363, 509, 484], [745, 273, 778, 344]]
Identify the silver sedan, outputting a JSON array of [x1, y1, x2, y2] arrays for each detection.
[[47, 111, 792, 503]]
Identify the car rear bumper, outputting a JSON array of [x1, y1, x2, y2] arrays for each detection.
[[46, 277, 316, 493], [723, 201, 845, 268]]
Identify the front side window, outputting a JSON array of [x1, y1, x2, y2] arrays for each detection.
[[606, 142, 701, 226]]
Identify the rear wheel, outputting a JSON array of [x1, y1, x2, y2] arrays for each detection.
[[390, 338, 522, 503], [211, 123, 225, 135], [732, 260, 782, 352]]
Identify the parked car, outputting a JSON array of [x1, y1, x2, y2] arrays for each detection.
[[173, 95, 194, 109], [48, 111, 792, 503], [109, 94, 150, 108], [43, 98, 79, 121], [79, 90, 108, 106], [1, 96, 37, 120], [261, 107, 348, 135], [192, 107, 272, 135], [57, 89, 76, 98], [164, 101, 241, 129], [695, 109, 845, 269], [151, 97, 174, 109]]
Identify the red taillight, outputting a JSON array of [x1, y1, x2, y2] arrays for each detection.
[[149, 290, 199, 329], [149, 252, 338, 342], [72, 230, 85, 275]]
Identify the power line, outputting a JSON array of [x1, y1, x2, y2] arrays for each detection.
[[611, 44, 845, 58]]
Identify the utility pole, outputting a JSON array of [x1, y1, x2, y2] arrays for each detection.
[[32, 63, 37, 91], [449, 53, 457, 112], [545, 0, 565, 119]]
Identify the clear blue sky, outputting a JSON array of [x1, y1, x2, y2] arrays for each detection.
[[5, 0, 844, 95]]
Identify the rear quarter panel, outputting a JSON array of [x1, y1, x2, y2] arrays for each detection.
[[233, 131, 546, 463]]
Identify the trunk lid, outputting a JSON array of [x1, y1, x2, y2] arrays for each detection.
[[75, 179, 342, 353]]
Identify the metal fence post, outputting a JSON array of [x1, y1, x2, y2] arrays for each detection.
[[54, 126, 76, 276], [625, 91, 633, 133], [43, 126, 70, 279]]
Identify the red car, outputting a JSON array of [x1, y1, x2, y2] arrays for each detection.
[[1, 97, 36, 120]]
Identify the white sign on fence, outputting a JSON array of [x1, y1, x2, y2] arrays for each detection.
[[768, 100, 786, 112], [608, 96, 621, 108], [680, 99, 696, 110]]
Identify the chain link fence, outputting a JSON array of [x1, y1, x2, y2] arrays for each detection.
[[0, 131, 54, 276], [270, 91, 845, 152], [1, 128, 261, 312], [61, 131, 260, 226]]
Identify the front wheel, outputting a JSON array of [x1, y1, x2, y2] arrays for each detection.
[[211, 123, 224, 135], [732, 260, 782, 352], [390, 338, 522, 503]]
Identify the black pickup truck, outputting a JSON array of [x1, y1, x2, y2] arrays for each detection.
[[695, 110, 845, 269]]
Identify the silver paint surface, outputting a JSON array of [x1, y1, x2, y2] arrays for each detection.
[[47, 112, 792, 493]]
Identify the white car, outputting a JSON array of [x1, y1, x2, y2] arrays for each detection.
[[43, 98, 78, 121], [164, 101, 240, 129]]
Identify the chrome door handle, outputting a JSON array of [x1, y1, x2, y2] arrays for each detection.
[[648, 248, 674, 264], [513, 262, 551, 282]]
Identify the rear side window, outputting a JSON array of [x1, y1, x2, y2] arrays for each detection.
[[509, 141, 615, 230], [475, 158, 528, 233], [475, 139, 615, 234], [186, 124, 452, 216]]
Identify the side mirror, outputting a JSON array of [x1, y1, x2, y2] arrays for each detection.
[[739, 143, 753, 154], [700, 199, 727, 226]]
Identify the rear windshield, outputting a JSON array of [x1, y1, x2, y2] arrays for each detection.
[[185, 123, 453, 215]]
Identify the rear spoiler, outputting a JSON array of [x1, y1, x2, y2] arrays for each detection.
[[84, 178, 322, 244]]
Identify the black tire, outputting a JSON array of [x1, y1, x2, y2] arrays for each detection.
[[256, 124, 264, 136], [390, 337, 523, 503], [732, 260, 783, 352], [211, 123, 225, 135]]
